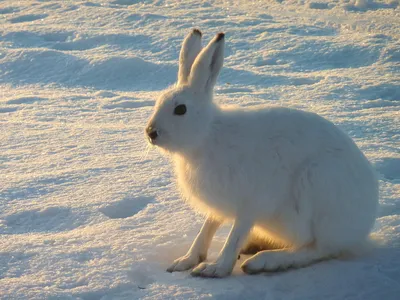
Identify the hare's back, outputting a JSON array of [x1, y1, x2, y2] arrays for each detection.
[[217, 106, 353, 153]]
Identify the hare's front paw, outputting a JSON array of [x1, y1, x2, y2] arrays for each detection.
[[190, 262, 232, 278], [167, 253, 205, 273]]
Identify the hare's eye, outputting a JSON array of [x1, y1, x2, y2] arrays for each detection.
[[174, 104, 187, 116]]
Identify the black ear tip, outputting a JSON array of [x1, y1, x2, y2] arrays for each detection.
[[216, 32, 225, 42], [192, 28, 202, 36]]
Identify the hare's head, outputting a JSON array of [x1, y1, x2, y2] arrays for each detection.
[[146, 29, 225, 153]]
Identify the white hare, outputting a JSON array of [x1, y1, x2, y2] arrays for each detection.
[[145, 29, 379, 278]]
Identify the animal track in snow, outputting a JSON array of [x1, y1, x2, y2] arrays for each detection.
[[2, 31, 73, 49], [0, 107, 18, 113], [95, 91, 118, 98], [77, 57, 176, 90], [216, 87, 253, 94], [99, 196, 153, 219], [6, 96, 47, 105], [3, 207, 73, 234], [112, 0, 142, 6], [82, 1, 101, 7], [308, 2, 331, 10], [126, 13, 167, 22], [0, 251, 36, 279], [0, 7, 19, 14], [1, 50, 175, 90], [9, 14, 48, 23], [380, 45, 400, 63], [287, 25, 336, 37], [52, 34, 149, 51], [357, 83, 400, 101], [375, 158, 400, 181], [344, 1, 398, 12], [3, 31, 150, 52], [221, 67, 322, 87], [270, 41, 382, 71], [102, 99, 153, 110]]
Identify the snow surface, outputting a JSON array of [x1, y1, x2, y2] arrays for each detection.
[[0, 0, 399, 299]]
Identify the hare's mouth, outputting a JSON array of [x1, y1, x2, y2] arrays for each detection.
[[146, 130, 168, 148], [145, 127, 172, 150]]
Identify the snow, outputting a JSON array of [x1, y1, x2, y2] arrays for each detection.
[[0, 0, 399, 299]]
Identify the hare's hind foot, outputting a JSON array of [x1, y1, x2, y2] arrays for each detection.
[[241, 247, 334, 274]]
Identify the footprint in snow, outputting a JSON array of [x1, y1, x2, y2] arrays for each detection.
[[2, 31, 72, 49], [357, 83, 400, 101], [3, 207, 73, 233], [0, 107, 19, 113], [102, 100, 154, 110], [9, 14, 48, 23], [0, 252, 36, 279], [375, 158, 400, 182], [287, 25, 336, 37], [99, 196, 153, 219], [111, 0, 141, 5], [95, 91, 118, 98], [83, 1, 101, 7], [51, 33, 148, 51], [281, 41, 381, 71], [308, 2, 331, 10], [6, 97, 47, 105], [0, 7, 19, 14]]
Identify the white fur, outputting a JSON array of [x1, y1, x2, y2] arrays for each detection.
[[146, 30, 379, 277]]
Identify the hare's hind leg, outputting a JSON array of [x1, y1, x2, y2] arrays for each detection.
[[241, 245, 333, 274], [240, 233, 283, 255]]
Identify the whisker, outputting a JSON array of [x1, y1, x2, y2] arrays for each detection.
[[139, 142, 152, 162]]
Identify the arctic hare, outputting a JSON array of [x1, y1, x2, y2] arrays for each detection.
[[145, 29, 378, 277]]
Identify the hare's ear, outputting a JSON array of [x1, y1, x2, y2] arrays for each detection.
[[177, 29, 202, 85], [189, 33, 225, 92]]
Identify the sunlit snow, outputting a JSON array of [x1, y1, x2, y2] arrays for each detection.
[[0, 0, 399, 299]]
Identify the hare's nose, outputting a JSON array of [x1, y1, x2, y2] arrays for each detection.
[[148, 130, 158, 140], [146, 125, 158, 141]]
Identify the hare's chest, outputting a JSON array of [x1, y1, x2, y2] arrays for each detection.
[[175, 157, 240, 218]]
